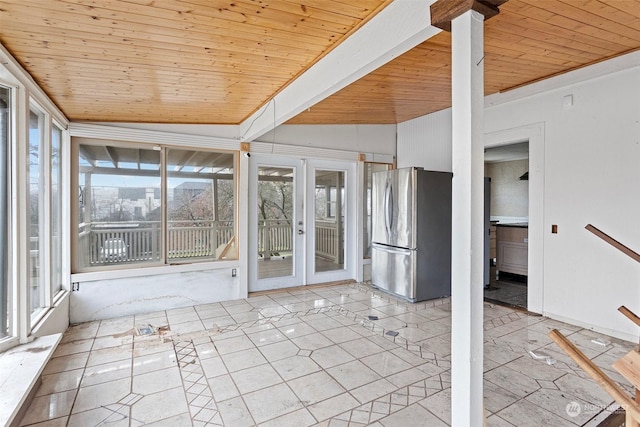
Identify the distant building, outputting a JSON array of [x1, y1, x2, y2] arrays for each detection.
[[173, 182, 211, 202]]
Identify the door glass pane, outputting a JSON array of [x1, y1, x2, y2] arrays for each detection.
[[166, 149, 235, 262], [315, 170, 345, 273], [257, 167, 294, 279], [0, 86, 9, 338], [28, 108, 45, 316], [77, 144, 161, 268]]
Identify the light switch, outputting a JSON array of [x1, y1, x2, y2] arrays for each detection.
[[551, 224, 558, 234], [562, 94, 574, 109]]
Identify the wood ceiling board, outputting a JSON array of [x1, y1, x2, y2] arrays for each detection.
[[509, 1, 640, 48], [19, 0, 357, 41], [1, 8, 328, 65], [286, 31, 453, 125], [0, 0, 390, 123], [2, 26, 322, 68], [0, 6, 339, 53], [288, 0, 640, 124], [278, 0, 387, 18]]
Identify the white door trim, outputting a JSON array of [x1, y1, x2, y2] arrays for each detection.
[[485, 122, 545, 314]]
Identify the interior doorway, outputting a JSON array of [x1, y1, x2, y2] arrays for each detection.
[[483, 141, 529, 310]]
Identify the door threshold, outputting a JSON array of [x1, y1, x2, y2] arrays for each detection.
[[248, 279, 356, 298]]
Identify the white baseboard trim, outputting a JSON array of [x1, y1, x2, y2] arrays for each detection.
[[543, 311, 636, 343]]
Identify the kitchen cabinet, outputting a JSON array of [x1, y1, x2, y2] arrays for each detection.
[[496, 224, 528, 276]]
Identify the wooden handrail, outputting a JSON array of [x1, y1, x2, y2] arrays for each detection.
[[585, 224, 640, 263], [548, 329, 640, 425], [218, 236, 236, 259], [618, 305, 640, 403], [619, 306, 640, 329]]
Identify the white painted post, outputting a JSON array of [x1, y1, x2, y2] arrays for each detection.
[[450, 9, 485, 427]]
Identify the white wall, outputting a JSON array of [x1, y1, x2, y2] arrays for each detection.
[[261, 124, 397, 156], [485, 159, 529, 220], [90, 122, 240, 140], [397, 53, 640, 341], [70, 269, 240, 323], [33, 293, 70, 337], [397, 108, 451, 171]]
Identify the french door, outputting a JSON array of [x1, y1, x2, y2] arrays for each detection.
[[248, 155, 355, 292]]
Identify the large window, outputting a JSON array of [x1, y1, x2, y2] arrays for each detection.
[[0, 86, 10, 339], [51, 125, 63, 294], [27, 106, 64, 320], [74, 141, 236, 271], [28, 107, 45, 317], [1, 62, 68, 344]]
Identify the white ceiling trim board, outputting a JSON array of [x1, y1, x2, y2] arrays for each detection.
[[251, 140, 394, 163], [69, 123, 240, 151], [239, 0, 441, 142]]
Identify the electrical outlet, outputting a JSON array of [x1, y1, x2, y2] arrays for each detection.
[[231, 268, 237, 277]]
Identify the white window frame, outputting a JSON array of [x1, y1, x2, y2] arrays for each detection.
[[1, 45, 70, 350], [0, 81, 17, 352], [27, 100, 67, 329], [71, 138, 238, 274]]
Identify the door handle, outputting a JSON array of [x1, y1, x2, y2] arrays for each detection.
[[384, 180, 393, 237], [298, 229, 304, 235]]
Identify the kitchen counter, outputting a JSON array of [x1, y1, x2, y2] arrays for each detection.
[[496, 222, 528, 228]]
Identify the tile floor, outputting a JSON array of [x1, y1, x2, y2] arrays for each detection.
[[484, 279, 528, 310], [19, 283, 635, 426]]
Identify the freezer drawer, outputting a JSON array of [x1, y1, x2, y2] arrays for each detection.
[[371, 242, 452, 302], [371, 243, 416, 301]]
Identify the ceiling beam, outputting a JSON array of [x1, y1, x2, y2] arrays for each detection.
[[430, 0, 506, 32], [78, 145, 97, 167], [79, 165, 232, 181], [105, 146, 119, 168], [239, 0, 441, 142]]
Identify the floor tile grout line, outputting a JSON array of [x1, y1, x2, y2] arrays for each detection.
[[34, 282, 637, 427], [196, 287, 453, 426], [172, 338, 227, 426]]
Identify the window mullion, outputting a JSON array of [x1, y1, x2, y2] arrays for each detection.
[[40, 113, 52, 311], [160, 146, 167, 264], [0, 84, 12, 343]]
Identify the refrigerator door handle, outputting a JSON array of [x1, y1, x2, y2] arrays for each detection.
[[384, 180, 393, 237], [372, 242, 412, 256]]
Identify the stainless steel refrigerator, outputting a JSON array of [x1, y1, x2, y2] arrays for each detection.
[[371, 167, 452, 302]]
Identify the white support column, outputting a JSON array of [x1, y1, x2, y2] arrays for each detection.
[[237, 149, 250, 299], [450, 9, 485, 427]]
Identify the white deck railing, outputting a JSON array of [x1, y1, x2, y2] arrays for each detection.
[[77, 219, 340, 267], [258, 220, 293, 258], [79, 220, 233, 266], [315, 220, 340, 262]]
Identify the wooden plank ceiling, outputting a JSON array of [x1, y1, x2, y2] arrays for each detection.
[[0, 0, 391, 124], [289, 0, 640, 124], [1, 0, 640, 125]]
